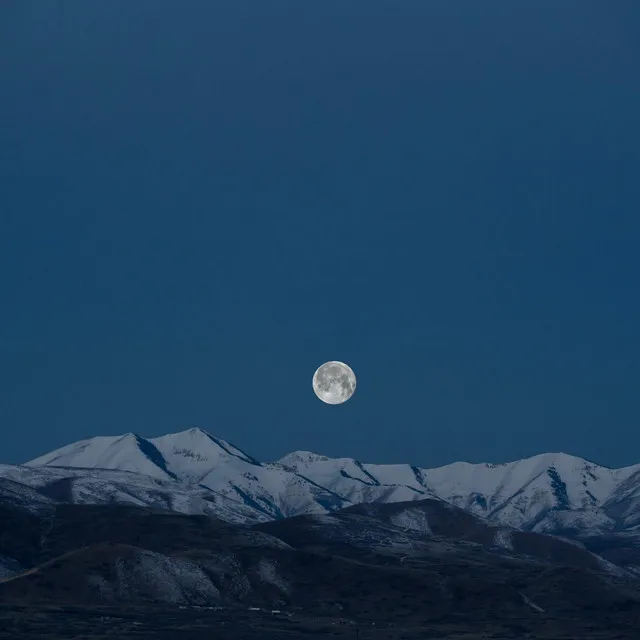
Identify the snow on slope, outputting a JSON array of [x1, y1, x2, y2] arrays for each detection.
[[420, 453, 640, 530], [23, 429, 351, 520], [0, 464, 268, 524], [114, 549, 222, 604], [150, 428, 259, 482], [280, 451, 435, 506], [21, 428, 640, 533], [148, 429, 349, 518], [0, 473, 56, 515], [389, 507, 432, 534], [151, 428, 351, 518], [602, 468, 640, 530], [280, 450, 640, 532], [26, 434, 175, 481]]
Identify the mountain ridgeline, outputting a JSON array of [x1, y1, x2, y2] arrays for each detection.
[[6, 426, 640, 536], [3, 428, 640, 638]]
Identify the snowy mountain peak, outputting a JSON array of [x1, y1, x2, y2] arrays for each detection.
[[278, 451, 331, 468], [149, 427, 260, 481], [26, 433, 175, 481], [21, 428, 640, 535]]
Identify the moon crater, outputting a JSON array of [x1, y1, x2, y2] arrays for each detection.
[[312, 361, 356, 405]]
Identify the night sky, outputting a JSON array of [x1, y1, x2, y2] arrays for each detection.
[[2, 1, 639, 468]]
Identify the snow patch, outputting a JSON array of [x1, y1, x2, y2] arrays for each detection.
[[258, 558, 289, 594], [492, 528, 514, 550], [390, 509, 431, 535], [234, 530, 293, 550], [310, 514, 340, 525]]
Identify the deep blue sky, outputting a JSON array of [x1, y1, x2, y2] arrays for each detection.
[[2, 1, 639, 468]]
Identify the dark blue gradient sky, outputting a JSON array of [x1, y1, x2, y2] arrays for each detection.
[[2, 0, 639, 467]]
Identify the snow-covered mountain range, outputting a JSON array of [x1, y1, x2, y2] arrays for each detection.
[[3, 427, 640, 535]]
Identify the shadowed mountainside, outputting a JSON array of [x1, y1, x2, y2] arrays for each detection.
[[1, 498, 639, 632]]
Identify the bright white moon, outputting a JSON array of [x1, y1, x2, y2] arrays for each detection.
[[312, 361, 356, 405]]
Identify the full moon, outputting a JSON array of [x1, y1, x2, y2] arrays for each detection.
[[312, 361, 356, 405]]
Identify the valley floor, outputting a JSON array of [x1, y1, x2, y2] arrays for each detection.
[[0, 604, 636, 640]]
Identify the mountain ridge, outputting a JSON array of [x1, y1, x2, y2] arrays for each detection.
[[12, 427, 640, 538]]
